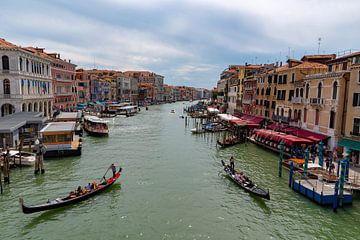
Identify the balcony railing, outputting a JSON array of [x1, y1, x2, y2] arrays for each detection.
[[242, 99, 252, 104], [310, 98, 324, 106], [291, 97, 304, 104], [272, 114, 290, 123]]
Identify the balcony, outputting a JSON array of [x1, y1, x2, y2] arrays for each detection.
[[291, 97, 304, 104], [242, 99, 252, 105], [272, 114, 289, 123], [310, 98, 324, 106], [244, 87, 253, 91], [326, 99, 338, 106]]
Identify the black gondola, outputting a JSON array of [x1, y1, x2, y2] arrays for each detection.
[[20, 168, 122, 214], [217, 138, 241, 148], [221, 160, 270, 200]]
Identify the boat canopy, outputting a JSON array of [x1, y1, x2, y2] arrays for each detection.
[[283, 127, 328, 142], [217, 114, 240, 121], [229, 119, 260, 128], [84, 115, 108, 124]]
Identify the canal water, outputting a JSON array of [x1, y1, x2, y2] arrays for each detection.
[[1, 101, 360, 240]]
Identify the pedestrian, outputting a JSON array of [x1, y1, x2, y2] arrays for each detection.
[[325, 157, 330, 173]]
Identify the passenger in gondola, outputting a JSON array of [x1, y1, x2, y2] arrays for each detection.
[[111, 163, 116, 178], [69, 191, 76, 198], [85, 183, 92, 191], [76, 186, 83, 196]]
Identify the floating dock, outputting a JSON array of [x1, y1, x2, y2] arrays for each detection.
[[291, 179, 353, 205]]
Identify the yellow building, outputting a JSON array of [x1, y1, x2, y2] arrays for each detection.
[[335, 52, 360, 163]]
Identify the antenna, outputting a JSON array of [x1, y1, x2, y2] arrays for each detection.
[[318, 37, 321, 54]]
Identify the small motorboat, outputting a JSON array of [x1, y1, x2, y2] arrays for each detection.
[[179, 115, 185, 118], [20, 166, 122, 214], [170, 109, 175, 113], [191, 128, 205, 134], [221, 160, 270, 200], [2, 150, 36, 166]]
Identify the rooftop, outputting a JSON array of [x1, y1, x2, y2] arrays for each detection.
[[0, 112, 46, 133], [55, 111, 82, 120], [40, 122, 76, 133]]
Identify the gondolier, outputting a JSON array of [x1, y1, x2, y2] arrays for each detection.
[[111, 163, 116, 178], [229, 156, 235, 173]]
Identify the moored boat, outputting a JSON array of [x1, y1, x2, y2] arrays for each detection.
[[191, 127, 205, 134], [20, 166, 122, 214], [83, 115, 109, 136], [40, 122, 82, 158], [1, 150, 36, 166], [221, 160, 270, 200]]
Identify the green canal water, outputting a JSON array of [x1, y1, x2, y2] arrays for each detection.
[[1, 102, 360, 239]]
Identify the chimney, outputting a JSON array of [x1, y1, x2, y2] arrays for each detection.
[[280, 61, 282, 67], [57, 54, 60, 59], [69, 59, 71, 63]]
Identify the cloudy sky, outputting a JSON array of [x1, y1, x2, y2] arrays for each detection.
[[1, 0, 359, 88]]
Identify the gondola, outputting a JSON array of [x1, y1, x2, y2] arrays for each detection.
[[19, 167, 122, 214], [221, 160, 270, 200], [217, 138, 241, 148]]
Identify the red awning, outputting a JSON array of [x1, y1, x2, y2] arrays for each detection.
[[254, 129, 314, 145], [284, 127, 328, 142]]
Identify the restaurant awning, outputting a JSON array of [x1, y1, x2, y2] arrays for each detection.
[[253, 129, 313, 145], [338, 138, 360, 152], [229, 119, 260, 128], [284, 127, 328, 142]]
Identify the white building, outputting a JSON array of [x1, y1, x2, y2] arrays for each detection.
[[0, 38, 53, 117]]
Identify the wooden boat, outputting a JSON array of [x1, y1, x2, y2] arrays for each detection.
[[221, 160, 270, 200], [83, 115, 109, 136], [170, 109, 175, 113], [20, 167, 122, 214], [217, 137, 241, 147]]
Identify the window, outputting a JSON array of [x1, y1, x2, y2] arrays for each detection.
[[305, 84, 310, 99], [315, 109, 319, 125], [2, 55, 9, 70], [19, 57, 23, 71], [298, 110, 301, 121], [300, 88, 304, 98], [342, 62, 348, 70], [279, 75, 283, 84], [353, 93, 360, 106], [295, 88, 299, 97], [274, 75, 278, 84], [3, 79, 10, 94], [304, 108, 307, 123], [261, 88, 264, 96], [274, 87, 277, 96], [291, 73, 295, 83], [271, 101, 276, 109], [256, 88, 259, 95], [353, 118, 360, 135], [289, 109, 292, 119], [358, 70, 360, 83], [281, 108, 284, 117], [276, 108, 279, 116], [332, 81, 338, 100], [260, 100, 263, 105], [317, 82, 322, 98], [283, 75, 287, 84], [329, 111, 335, 129], [268, 76, 272, 84], [289, 90, 294, 101], [26, 59, 29, 72], [328, 65, 332, 72]]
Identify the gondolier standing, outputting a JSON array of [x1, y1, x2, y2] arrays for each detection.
[[111, 163, 116, 178], [34, 138, 46, 174], [229, 156, 235, 173]]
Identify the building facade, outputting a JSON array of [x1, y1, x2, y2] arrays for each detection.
[[0, 38, 53, 118]]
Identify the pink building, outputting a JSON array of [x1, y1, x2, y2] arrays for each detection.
[[47, 53, 77, 111]]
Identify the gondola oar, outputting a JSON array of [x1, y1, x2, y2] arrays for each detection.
[[99, 164, 112, 182]]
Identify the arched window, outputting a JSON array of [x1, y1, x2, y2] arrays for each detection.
[[274, 87, 277, 96], [19, 57, 23, 71], [298, 110, 301, 121], [294, 109, 297, 119], [317, 82, 322, 98], [305, 84, 310, 99], [300, 88, 304, 98], [281, 108, 284, 117], [289, 109, 292, 119], [3, 79, 10, 94], [28, 103, 32, 112], [261, 88, 264, 96], [295, 88, 299, 97], [276, 107, 279, 116], [22, 103, 26, 112], [332, 81, 338, 100], [2, 56, 9, 70], [26, 59, 29, 72], [256, 88, 259, 95]]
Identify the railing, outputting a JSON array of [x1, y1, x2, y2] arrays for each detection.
[[291, 97, 304, 104], [272, 115, 290, 123], [244, 87, 253, 91], [326, 99, 338, 106], [310, 98, 324, 105], [242, 99, 252, 104]]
